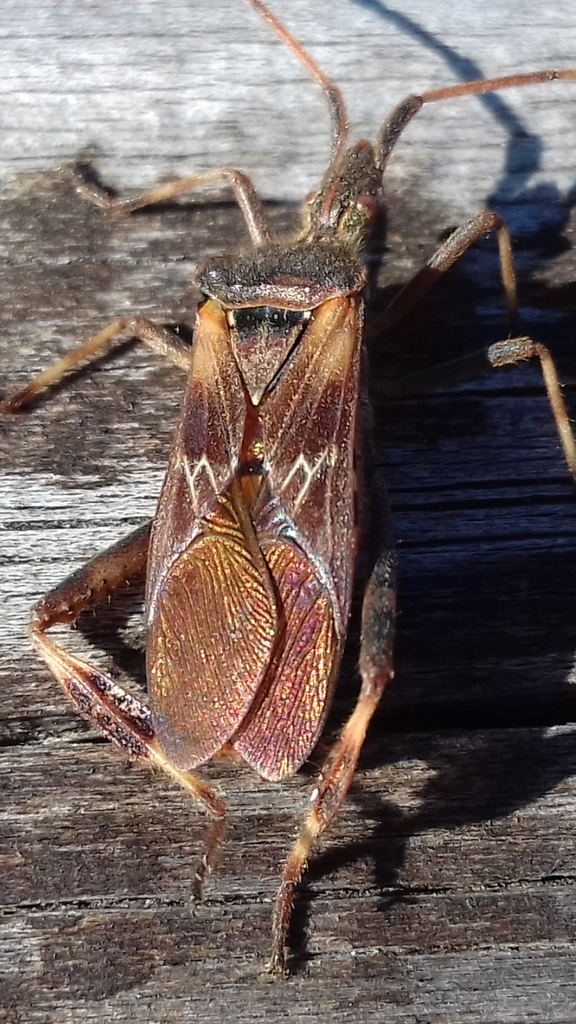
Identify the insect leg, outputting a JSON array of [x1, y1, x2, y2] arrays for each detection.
[[371, 218, 576, 486], [32, 522, 226, 896], [383, 330, 576, 484], [370, 204, 576, 480], [269, 474, 396, 975], [376, 209, 518, 334], [1, 315, 192, 412], [486, 335, 576, 481], [74, 165, 271, 247]]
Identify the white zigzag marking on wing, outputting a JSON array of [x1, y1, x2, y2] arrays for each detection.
[[278, 446, 338, 511], [184, 454, 219, 511]]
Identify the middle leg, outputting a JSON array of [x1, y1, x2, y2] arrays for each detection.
[[371, 209, 576, 484], [1, 315, 193, 413]]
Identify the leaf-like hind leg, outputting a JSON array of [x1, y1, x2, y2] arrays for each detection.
[[269, 473, 396, 975], [31, 522, 226, 898]]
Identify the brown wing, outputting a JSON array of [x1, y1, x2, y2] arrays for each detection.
[[232, 539, 339, 781], [148, 296, 361, 777], [147, 301, 277, 768], [146, 300, 247, 618], [148, 513, 278, 768], [261, 295, 362, 629], [233, 296, 362, 779]]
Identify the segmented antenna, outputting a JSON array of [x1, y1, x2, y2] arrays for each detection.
[[243, 0, 349, 162]]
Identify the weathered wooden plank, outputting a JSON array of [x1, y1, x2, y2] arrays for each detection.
[[1, 728, 576, 1021], [1, 0, 576, 213], [2, 728, 575, 902], [3, 937, 576, 1024], [1, 1, 576, 1021]]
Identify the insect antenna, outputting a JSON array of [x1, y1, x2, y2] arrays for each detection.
[[378, 68, 576, 169], [243, 0, 349, 162]]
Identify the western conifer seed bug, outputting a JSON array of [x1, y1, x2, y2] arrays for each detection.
[[2, 0, 576, 975]]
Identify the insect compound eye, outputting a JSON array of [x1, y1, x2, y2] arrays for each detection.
[[356, 195, 380, 222]]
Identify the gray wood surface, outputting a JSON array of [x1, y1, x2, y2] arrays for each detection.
[[1, 1, 576, 1021]]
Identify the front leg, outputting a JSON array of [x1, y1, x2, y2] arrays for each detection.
[[32, 523, 226, 897]]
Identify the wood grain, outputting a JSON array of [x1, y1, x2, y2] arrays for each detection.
[[1, 1, 576, 1021]]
